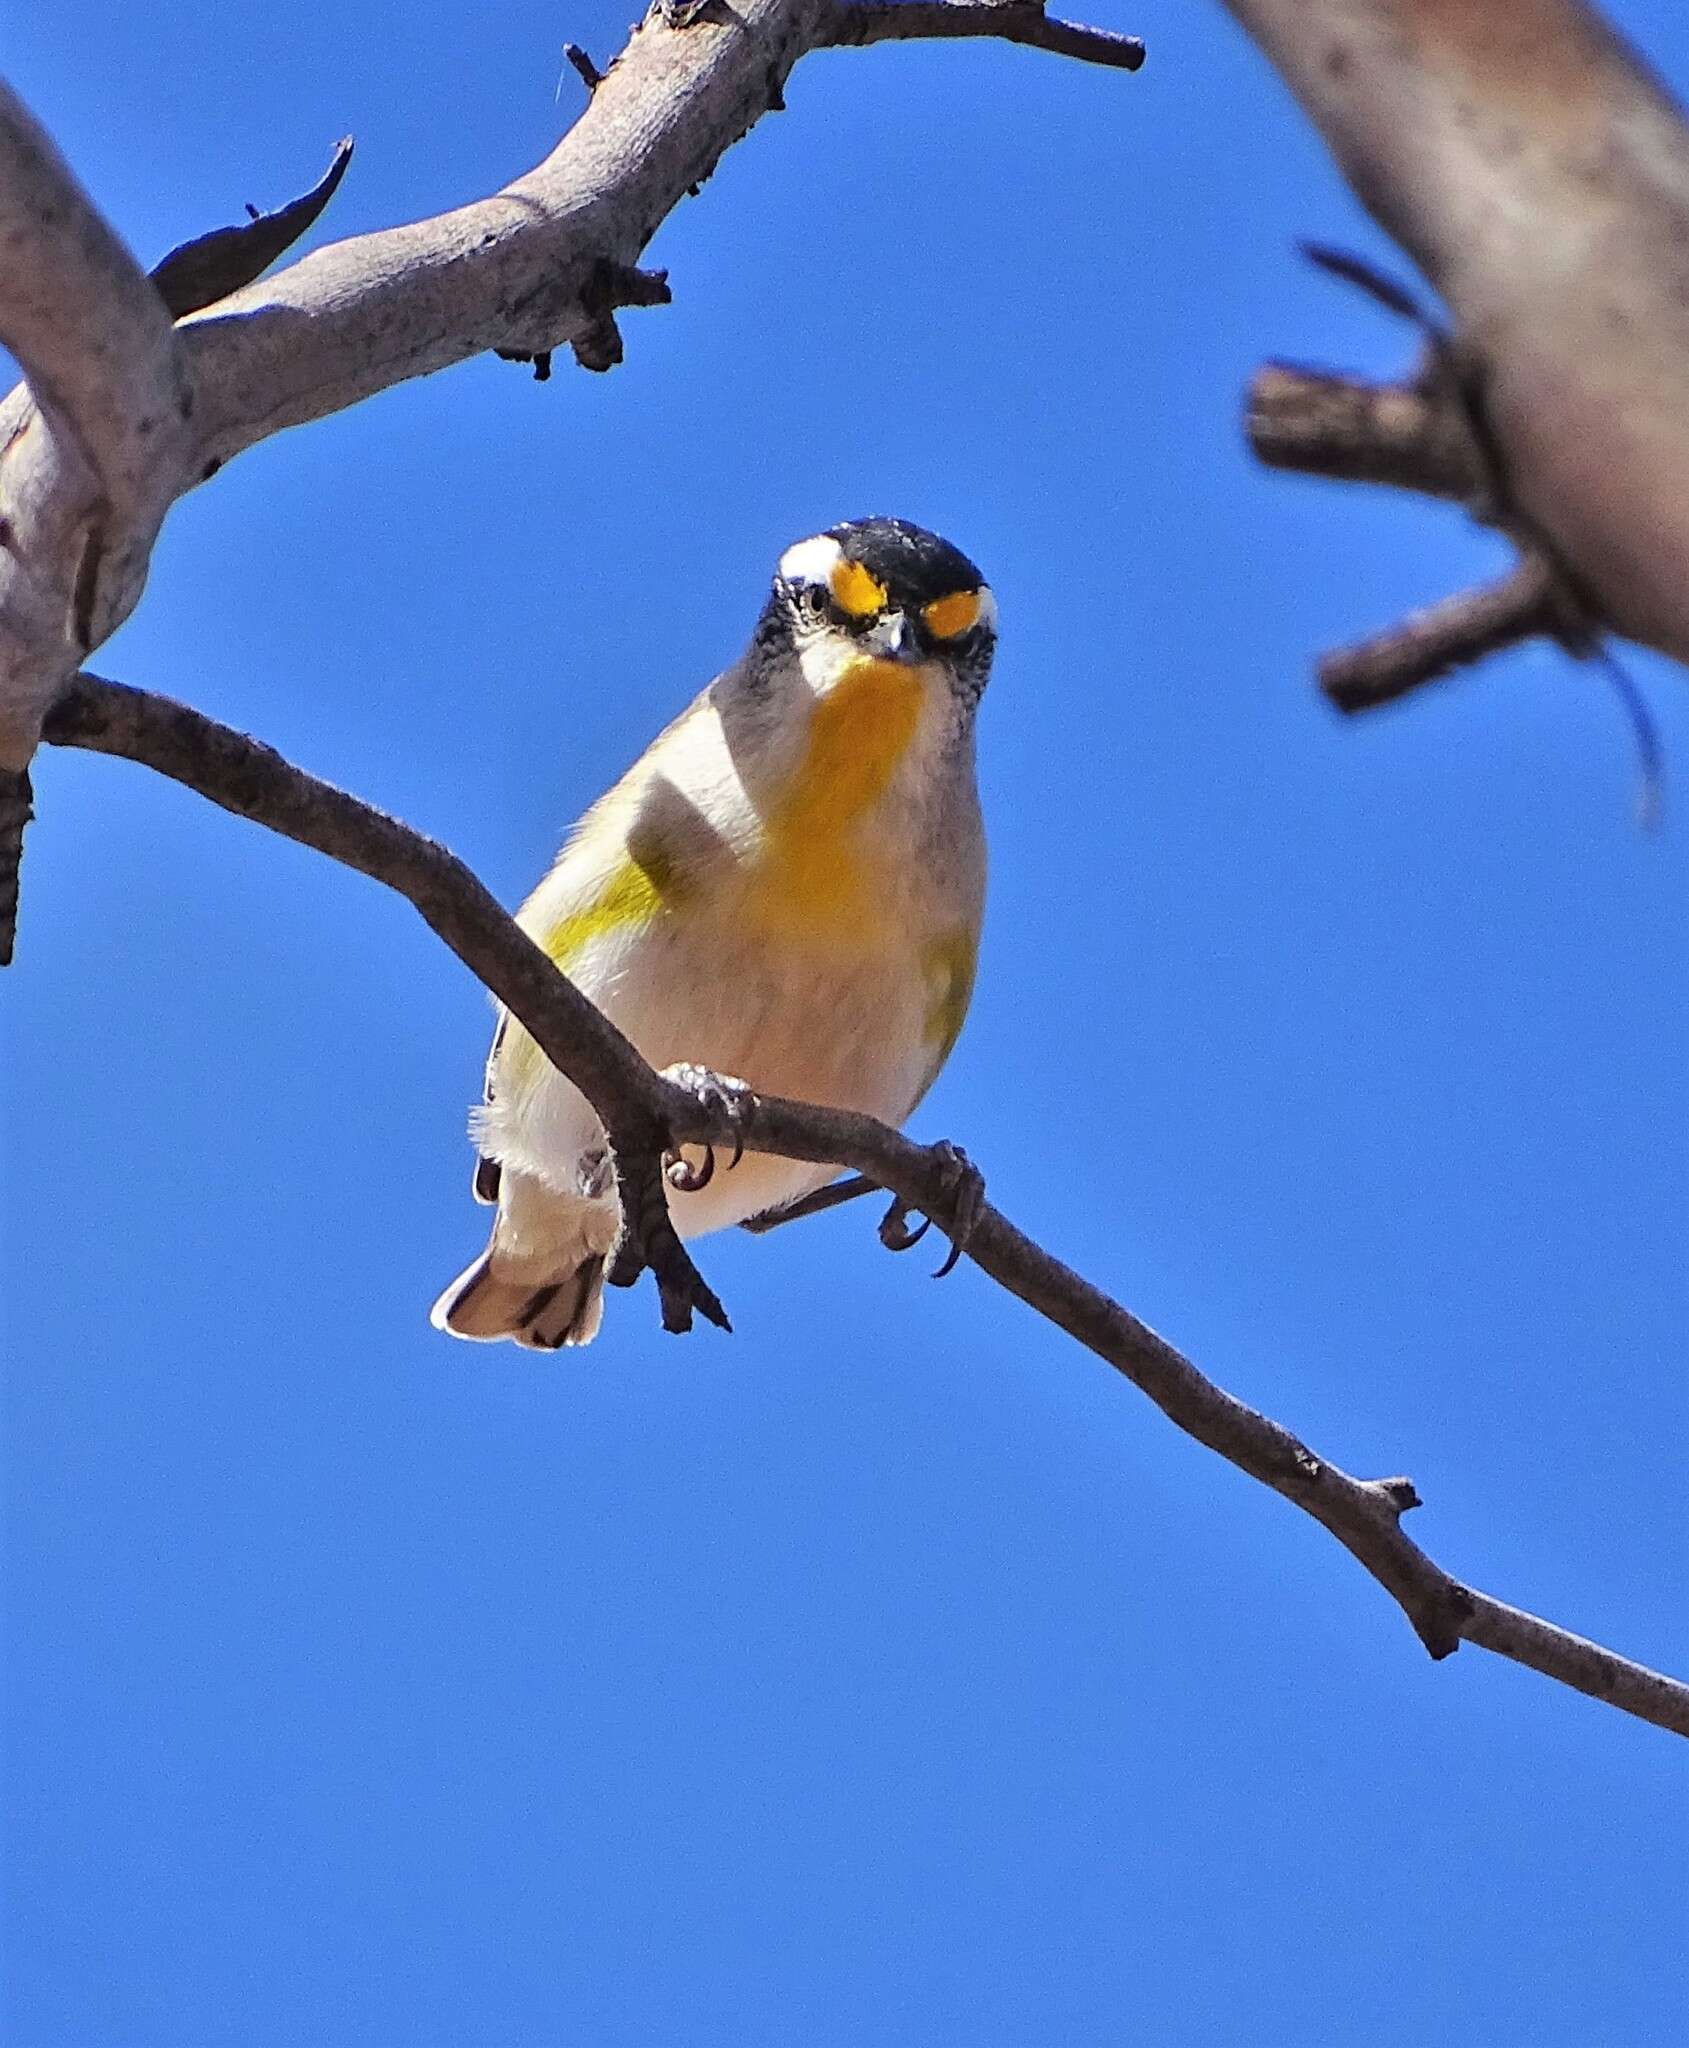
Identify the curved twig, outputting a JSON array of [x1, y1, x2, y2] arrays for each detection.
[[42, 671, 1689, 1743]]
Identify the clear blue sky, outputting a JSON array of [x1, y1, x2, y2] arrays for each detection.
[[4, 3, 1687, 2042]]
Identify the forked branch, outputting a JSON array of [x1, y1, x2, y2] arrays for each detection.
[[1230, 1, 1689, 709], [0, 1, 1144, 965], [43, 672, 1689, 1743]]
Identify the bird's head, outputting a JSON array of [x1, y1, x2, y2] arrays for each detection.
[[758, 517, 997, 713]]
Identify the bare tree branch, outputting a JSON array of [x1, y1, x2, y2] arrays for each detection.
[[1229, 0, 1689, 691], [0, 3, 1143, 963], [0, 80, 193, 764], [1246, 364, 1485, 506], [41, 672, 1689, 1742], [1317, 556, 1568, 713], [1245, 356, 1602, 708], [824, 2, 1146, 70]]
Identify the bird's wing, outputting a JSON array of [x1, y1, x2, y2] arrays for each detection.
[[472, 686, 741, 1188]]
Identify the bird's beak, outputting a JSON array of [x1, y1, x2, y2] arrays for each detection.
[[863, 610, 923, 664]]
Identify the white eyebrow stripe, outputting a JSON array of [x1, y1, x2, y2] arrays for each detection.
[[776, 533, 844, 586]]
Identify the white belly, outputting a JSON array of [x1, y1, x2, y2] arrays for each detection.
[[486, 909, 936, 1239]]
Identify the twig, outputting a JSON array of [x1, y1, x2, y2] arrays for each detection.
[[1318, 556, 1566, 713], [41, 670, 1689, 1742], [1246, 364, 1485, 504], [1298, 240, 1432, 328], [1243, 243, 1624, 715], [1589, 646, 1665, 830], [149, 138, 356, 320], [1225, 0, 1689, 673], [1246, 353, 1610, 714], [825, 0, 1146, 70], [562, 43, 605, 95]]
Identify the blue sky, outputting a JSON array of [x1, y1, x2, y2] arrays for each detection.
[[4, 2, 1687, 2042]]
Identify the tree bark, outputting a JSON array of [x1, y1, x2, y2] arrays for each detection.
[[1229, 0, 1689, 676]]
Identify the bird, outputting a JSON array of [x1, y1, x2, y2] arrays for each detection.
[[430, 516, 996, 1348]]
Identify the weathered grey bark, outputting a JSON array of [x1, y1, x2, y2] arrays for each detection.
[[0, 84, 193, 767], [0, 2, 1139, 959], [1229, 0, 1689, 687]]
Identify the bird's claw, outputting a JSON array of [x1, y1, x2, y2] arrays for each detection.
[[877, 1141, 985, 1279], [661, 1062, 753, 1193], [877, 1201, 932, 1254], [665, 1145, 715, 1193]]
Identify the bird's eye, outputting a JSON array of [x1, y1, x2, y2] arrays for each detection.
[[798, 583, 829, 617]]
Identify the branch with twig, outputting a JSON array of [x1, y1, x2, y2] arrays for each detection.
[[1243, 254, 1606, 713], [1230, 0, 1689, 741], [823, 1, 1145, 69], [1243, 344, 1679, 818], [40, 670, 1689, 1743], [0, 1, 1143, 967]]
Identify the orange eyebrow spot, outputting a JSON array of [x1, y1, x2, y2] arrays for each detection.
[[830, 557, 887, 618], [922, 589, 981, 640]]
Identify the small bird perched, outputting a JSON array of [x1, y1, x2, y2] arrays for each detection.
[[431, 517, 996, 1348]]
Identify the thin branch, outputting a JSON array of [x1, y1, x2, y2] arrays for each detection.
[[1246, 363, 1485, 504], [1245, 352, 1630, 714], [825, 1, 1146, 69], [149, 136, 356, 319], [1588, 645, 1666, 829], [1318, 555, 1566, 713], [42, 671, 1689, 1742], [42, 674, 718, 1331]]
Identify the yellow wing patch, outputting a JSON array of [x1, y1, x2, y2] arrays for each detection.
[[922, 926, 979, 1064], [922, 589, 981, 641], [541, 855, 666, 972], [503, 837, 686, 1087], [912, 925, 980, 1106], [830, 556, 887, 619]]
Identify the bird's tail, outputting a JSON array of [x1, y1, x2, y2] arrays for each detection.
[[431, 1167, 617, 1349], [430, 1250, 607, 1349]]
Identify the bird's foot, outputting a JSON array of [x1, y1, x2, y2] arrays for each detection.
[[878, 1139, 985, 1279], [604, 1132, 731, 1335], [660, 1062, 753, 1192]]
